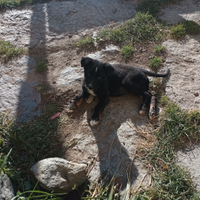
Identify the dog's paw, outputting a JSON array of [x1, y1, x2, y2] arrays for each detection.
[[139, 107, 146, 115], [90, 120, 99, 127], [67, 102, 76, 113], [139, 109, 146, 115], [86, 95, 94, 104]]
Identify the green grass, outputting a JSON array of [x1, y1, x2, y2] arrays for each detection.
[[183, 20, 200, 35], [0, 40, 24, 62], [137, 0, 180, 18], [35, 59, 48, 73], [45, 103, 60, 116], [154, 44, 165, 53], [0, 0, 51, 9], [137, 102, 200, 199], [170, 23, 186, 39], [170, 21, 200, 39], [35, 84, 49, 94], [76, 13, 171, 49], [149, 56, 162, 70], [159, 94, 168, 107], [0, 112, 62, 194], [75, 36, 93, 47], [150, 77, 162, 91], [97, 13, 169, 46], [120, 45, 135, 59]]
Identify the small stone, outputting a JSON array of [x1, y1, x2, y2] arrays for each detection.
[[194, 93, 199, 97], [165, 58, 174, 63]]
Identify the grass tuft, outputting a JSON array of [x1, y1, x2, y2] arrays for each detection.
[[183, 20, 200, 35], [35, 84, 49, 94], [45, 103, 60, 116], [154, 44, 165, 53], [138, 102, 200, 199], [35, 59, 48, 73], [0, 40, 24, 62], [149, 77, 162, 90], [137, 0, 176, 17], [0, 0, 51, 9], [75, 36, 93, 47], [120, 45, 135, 59], [0, 112, 62, 193], [149, 56, 162, 70], [170, 23, 186, 39], [98, 13, 169, 46]]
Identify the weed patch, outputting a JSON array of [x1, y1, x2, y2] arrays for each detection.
[[183, 20, 200, 35], [149, 56, 162, 70], [35, 59, 48, 73], [75, 36, 93, 47], [0, 113, 62, 193], [138, 102, 200, 199], [0, 0, 51, 9], [137, 0, 181, 18], [45, 103, 60, 116], [0, 40, 24, 62], [120, 45, 135, 59], [154, 44, 165, 53], [150, 77, 162, 91], [35, 84, 49, 94], [97, 13, 169, 46], [170, 23, 186, 39]]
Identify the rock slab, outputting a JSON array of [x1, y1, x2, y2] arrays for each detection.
[[0, 173, 15, 200], [30, 158, 87, 192]]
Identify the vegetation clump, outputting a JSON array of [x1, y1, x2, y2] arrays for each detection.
[[154, 44, 165, 53], [149, 56, 162, 70], [0, 40, 24, 62], [170, 23, 186, 39], [120, 45, 135, 59], [35, 59, 48, 73], [138, 102, 200, 199]]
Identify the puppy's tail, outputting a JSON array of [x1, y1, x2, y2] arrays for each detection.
[[143, 69, 170, 77]]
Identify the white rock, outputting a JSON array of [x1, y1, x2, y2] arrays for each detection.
[[0, 173, 15, 200], [30, 158, 87, 192]]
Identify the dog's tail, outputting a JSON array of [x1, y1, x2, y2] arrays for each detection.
[[143, 68, 170, 77]]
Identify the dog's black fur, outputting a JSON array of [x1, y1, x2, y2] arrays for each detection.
[[68, 57, 170, 126], [62, 189, 81, 200]]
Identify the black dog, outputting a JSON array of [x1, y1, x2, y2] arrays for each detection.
[[68, 57, 170, 126]]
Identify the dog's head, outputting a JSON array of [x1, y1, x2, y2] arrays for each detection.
[[81, 57, 114, 91]]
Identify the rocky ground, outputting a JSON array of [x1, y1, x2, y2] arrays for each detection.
[[1, 0, 200, 195]]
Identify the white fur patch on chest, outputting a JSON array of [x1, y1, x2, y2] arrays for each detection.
[[87, 88, 97, 96]]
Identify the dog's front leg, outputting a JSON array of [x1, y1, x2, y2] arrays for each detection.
[[90, 94, 109, 126], [68, 90, 89, 113]]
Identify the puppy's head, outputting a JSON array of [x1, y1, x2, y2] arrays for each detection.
[[81, 57, 114, 91]]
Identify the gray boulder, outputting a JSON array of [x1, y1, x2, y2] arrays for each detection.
[[30, 158, 87, 193], [0, 173, 15, 200]]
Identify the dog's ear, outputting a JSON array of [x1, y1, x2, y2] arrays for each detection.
[[104, 63, 114, 75], [81, 57, 92, 67]]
